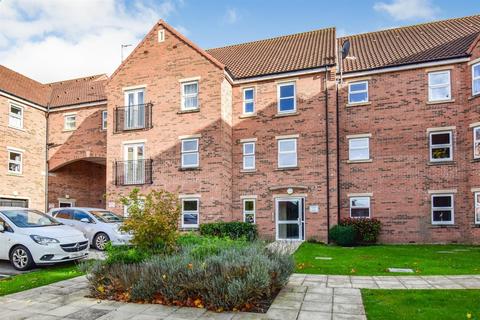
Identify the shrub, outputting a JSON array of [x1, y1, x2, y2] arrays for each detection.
[[329, 225, 357, 246], [83, 241, 294, 312], [340, 217, 382, 244], [120, 188, 180, 251], [104, 243, 153, 265], [199, 221, 257, 241]]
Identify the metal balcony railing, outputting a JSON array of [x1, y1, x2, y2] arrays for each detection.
[[114, 159, 153, 186], [113, 103, 153, 133]]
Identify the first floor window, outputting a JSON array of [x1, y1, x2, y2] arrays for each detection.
[[243, 199, 256, 223], [429, 131, 452, 162], [473, 63, 480, 96], [474, 127, 480, 159], [475, 193, 480, 224], [8, 149, 22, 174], [243, 142, 255, 170], [181, 81, 199, 110], [64, 114, 76, 130], [102, 110, 107, 130], [278, 138, 297, 168], [431, 194, 454, 225], [348, 137, 370, 161], [124, 89, 145, 129], [348, 81, 368, 104], [428, 70, 451, 102], [9, 104, 23, 129], [350, 197, 370, 218], [243, 88, 255, 114], [182, 199, 199, 228], [277, 82, 296, 113], [181, 139, 199, 168]]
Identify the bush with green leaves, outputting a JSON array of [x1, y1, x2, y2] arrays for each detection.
[[82, 239, 294, 312], [103, 243, 153, 265], [340, 217, 382, 244], [199, 221, 257, 241], [120, 188, 180, 251], [329, 225, 357, 246]]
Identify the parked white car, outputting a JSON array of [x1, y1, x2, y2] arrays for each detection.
[[49, 207, 132, 251], [0, 207, 89, 271]]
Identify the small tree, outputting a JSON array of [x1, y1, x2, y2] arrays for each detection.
[[120, 188, 180, 251]]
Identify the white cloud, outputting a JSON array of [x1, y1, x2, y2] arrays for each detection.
[[0, 0, 180, 82], [373, 0, 439, 21], [223, 8, 239, 24]]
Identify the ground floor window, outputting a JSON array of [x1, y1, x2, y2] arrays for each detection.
[[58, 199, 75, 207], [350, 196, 370, 218], [182, 198, 199, 228], [243, 199, 255, 223], [0, 197, 28, 208], [431, 194, 454, 225], [475, 192, 480, 224]]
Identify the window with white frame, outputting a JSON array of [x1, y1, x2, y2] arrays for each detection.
[[278, 138, 297, 168], [9, 104, 23, 129], [102, 110, 107, 130], [242, 142, 255, 170], [181, 138, 199, 168], [348, 81, 368, 104], [475, 192, 480, 224], [473, 63, 480, 96], [431, 194, 454, 225], [428, 71, 451, 102], [429, 131, 453, 162], [124, 89, 145, 129], [474, 127, 480, 159], [181, 81, 199, 110], [243, 199, 255, 223], [64, 114, 76, 130], [277, 82, 296, 113], [350, 197, 370, 218], [348, 137, 370, 161], [243, 88, 255, 114], [7, 149, 22, 174], [182, 199, 199, 228]]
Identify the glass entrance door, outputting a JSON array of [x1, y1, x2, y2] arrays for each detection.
[[275, 198, 304, 240]]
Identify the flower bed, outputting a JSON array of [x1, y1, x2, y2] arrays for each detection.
[[81, 235, 294, 313]]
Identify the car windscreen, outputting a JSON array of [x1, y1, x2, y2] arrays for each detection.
[[1, 209, 61, 228], [90, 210, 124, 223]]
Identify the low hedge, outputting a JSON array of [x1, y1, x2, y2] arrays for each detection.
[[199, 221, 257, 241], [329, 225, 357, 246], [340, 217, 382, 244]]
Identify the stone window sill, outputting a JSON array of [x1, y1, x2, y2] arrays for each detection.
[[346, 102, 371, 108], [273, 112, 299, 118], [6, 173, 23, 177], [426, 99, 455, 105], [275, 166, 299, 171], [347, 159, 373, 164], [177, 109, 200, 114], [427, 161, 455, 166], [62, 129, 76, 133], [240, 169, 257, 173], [468, 94, 480, 101], [179, 227, 199, 232], [179, 167, 201, 171], [471, 158, 480, 163], [239, 113, 256, 119], [8, 126, 26, 132], [429, 224, 458, 229]]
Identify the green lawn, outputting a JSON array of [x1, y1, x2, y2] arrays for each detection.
[[294, 243, 480, 275], [0, 263, 84, 296], [362, 289, 480, 320]]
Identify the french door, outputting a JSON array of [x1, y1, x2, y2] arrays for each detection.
[[124, 143, 145, 184], [275, 198, 305, 240], [124, 89, 145, 129]]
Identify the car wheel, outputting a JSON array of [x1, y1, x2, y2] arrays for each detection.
[[10, 245, 35, 271], [93, 233, 110, 251]]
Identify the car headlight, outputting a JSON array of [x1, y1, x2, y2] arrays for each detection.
[[30, 235, 60, 245]]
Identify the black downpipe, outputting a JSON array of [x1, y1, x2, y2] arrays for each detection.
[[324, 73, 330, 242], [336, 83, 340, 225]]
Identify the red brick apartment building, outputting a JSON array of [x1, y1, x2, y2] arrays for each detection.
[[1, 15, 480, 243]]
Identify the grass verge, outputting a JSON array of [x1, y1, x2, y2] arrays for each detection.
[[294, 243, 480, 275], [362, 289, 480, 320]]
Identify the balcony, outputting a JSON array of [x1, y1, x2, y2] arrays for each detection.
[[114, 159, 153, 186], [113, 103, 153, 133]]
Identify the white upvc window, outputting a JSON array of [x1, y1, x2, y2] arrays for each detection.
[[473, 63, 480, 96], [181, 138, 199, 168], [277, 82, 296, 113], [474, 127, 480, 159], [124, 89, 145, 130], [278, 138, 297, 168], [102, 110, 107, 130], [182, 198, 199, 228], [243, 88, 255, 114], [350, 197, 370, 218], [64, 114, 76, 131], [475, 192, 480, 224], [429, 131, 453, 162], [181, 81, 199, 110], [348, 81, 368, 104], [428, 70, 451, 102], [431, 194, 454, 225], [7, 149, 22, 174], [243, 199, 256, 224], [242, 142, 255, 170], [9, 104, 23, 129], [348, 137, 370, 161]]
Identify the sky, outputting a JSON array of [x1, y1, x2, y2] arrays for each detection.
[[0, 0, 478, 83]]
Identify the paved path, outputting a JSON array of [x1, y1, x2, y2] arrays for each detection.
[[2, 274, 480, 320]]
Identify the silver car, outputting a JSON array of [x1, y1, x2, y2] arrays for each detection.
[[49, 207, 132, 251]]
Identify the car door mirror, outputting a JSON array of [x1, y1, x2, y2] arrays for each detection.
[[80, 218, 90, 223], [0, 223, 5, 232]]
